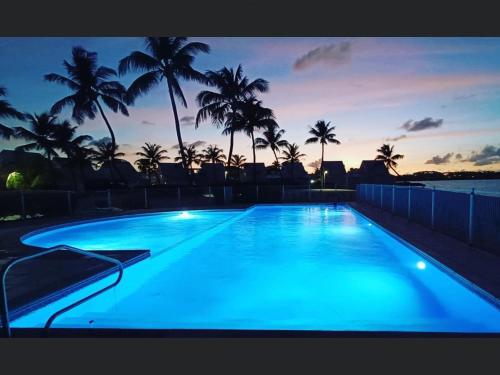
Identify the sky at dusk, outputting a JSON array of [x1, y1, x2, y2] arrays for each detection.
[[1, 37, 500, 173]]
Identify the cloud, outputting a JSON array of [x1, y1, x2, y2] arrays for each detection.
[[385, 135, 407, 142], [425, 153, 454, 165], [180, 116, 195, 126], [455, 153, 463, 160], [293, 42, 351, 71], [464, 145, 500, 166], [453, 93, 476, 101], [89, 137, 111, 146], [141, 120, 155, 125], [402, 117, 443, 132]]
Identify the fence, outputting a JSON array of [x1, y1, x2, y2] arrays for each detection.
[[0, 185, 356, 221], [356, 184, 500, 255]]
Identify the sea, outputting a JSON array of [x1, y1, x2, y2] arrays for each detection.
[[418, 179, 500, 197]]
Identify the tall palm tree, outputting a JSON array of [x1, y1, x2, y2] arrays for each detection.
[[305, 120, 341, 187], [119, 37, 209, 173], [175, 142, 203, 175], [135, 142, 169, 184], [230, 98, 277, 183], [202, 145, 226, 164], [0, 86, 25, 139], [376, 143, 404, 176], [255, 126, 288, 180], [45, 46, 128, 155], [14, 113, 60, 160], [195, 65, 268, 167]]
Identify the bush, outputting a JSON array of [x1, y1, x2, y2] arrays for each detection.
[[5, 171, 26, 189]]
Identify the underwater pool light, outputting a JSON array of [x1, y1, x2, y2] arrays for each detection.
[[417, 261, 426, 270], [179, 211, 192, 219]]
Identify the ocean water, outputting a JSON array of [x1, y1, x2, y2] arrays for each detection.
[[419, 179, 500, 196], [16, 204, 500, 333]]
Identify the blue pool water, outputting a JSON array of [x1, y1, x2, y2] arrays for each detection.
[[16, 205, 500, 333]]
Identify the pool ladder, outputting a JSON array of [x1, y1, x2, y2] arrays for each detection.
[[0, 244, 123, 338]]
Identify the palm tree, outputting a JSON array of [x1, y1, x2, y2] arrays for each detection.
[[0, 86, 25, 139], [195, 65, 268, 167], [119, 37, 209, 174], [45, 46, 128, 156], [202, 145, 226, 164], [376, 143, 404, 176], [51, 120, 94, 190], [281, 143, 306, 183], [175, 142, 203, 175], [305, 120, 341, 188], [92, 139, 125, 183], [230, 153, 246, 182], [281, 143, 306, 163], [230, 98, 277, 183], [14, 113, 60, 160], [255, 126, 288, 181], [135, 142, 169, 184]]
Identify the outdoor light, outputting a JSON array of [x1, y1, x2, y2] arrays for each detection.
[[417, 261, 426, 270], [310, 179, 314, 184]]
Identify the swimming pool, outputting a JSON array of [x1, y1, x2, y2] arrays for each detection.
[[15, 204, 500, 333]]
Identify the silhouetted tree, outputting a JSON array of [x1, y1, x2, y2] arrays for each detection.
[[376, 143, 404, 176], [0, 86, 25, 139]]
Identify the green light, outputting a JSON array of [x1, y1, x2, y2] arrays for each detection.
[[6, 171, 25, 190]]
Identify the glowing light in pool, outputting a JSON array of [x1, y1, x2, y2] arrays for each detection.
[[417, 261, 426, 270], [179, 211, 192, 219], [368, 223, 372, 226]]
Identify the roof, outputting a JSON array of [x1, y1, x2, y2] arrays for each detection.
[[321, 161, 346, 175], [359, 160, 390, 176], [158, 162, 189, 185]]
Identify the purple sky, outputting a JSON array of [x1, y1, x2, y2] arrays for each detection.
[[1, 37, 500, 172]]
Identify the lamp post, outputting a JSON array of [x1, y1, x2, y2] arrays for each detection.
[[322, 170, 328, 190]]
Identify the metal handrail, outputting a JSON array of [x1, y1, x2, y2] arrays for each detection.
[[0, 244, 123, 338]]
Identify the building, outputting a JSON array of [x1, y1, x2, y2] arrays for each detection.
[[347, 160, 395, 187], [321, 161, 347, 188], [241, 163, 267, 183], [281, 162, 309, 184], [158, 163, 190, 186], [196, 162, 225, 185]]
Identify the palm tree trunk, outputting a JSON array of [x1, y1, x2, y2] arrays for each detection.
[[95, 99, 126, 187], [165, 77, 190, 181], [272, 149, 283, 183], [390, 165, 400, 176], [251, 131, 256, 184], [227, 129, 235, 168], [321, 143, 325, 189]]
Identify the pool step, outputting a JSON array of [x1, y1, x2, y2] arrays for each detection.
[[4, 249, 151, 322]]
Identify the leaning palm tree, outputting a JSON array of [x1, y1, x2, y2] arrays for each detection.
[[255, 126, 288, 180], [230, 98, 277, 183], [376, 143, 404, 176], [45, 46, 128, 155], [135, 142, 169, 184], [119, 37, 209, 173], [305, 120, 340, 187], [14, 113, 60, 160], [0, 86, 25, 139], [196, 65, 268, 167]]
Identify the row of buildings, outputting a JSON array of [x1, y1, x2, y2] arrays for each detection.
[[0, 149, 395, 190]]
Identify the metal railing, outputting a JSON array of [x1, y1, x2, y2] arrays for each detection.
[[356, 184, 500, 255], [0, 244, 123, 338]]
